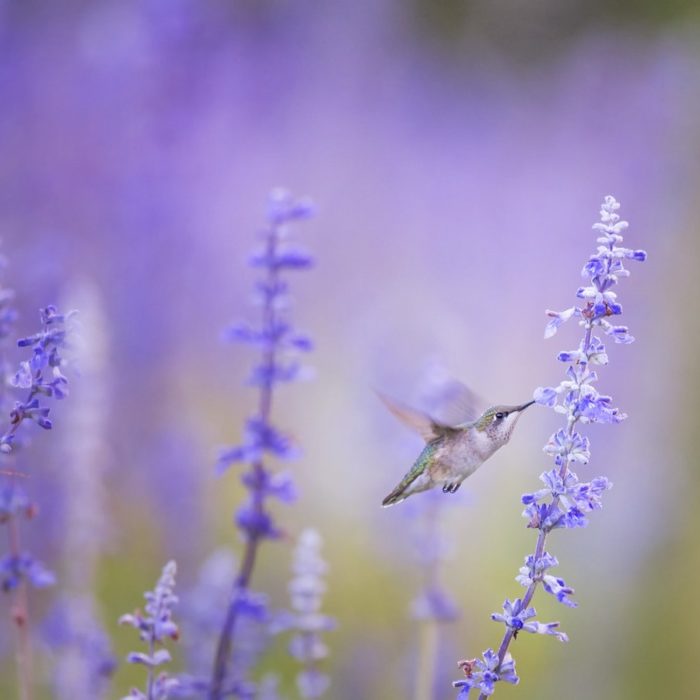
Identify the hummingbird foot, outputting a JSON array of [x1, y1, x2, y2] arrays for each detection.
[[443, 482, 462, 494]]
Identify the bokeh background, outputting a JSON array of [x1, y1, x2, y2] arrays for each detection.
[[0, 1, 699, 698]]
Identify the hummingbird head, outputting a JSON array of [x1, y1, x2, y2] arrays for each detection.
[[474, 400, 535, 447]]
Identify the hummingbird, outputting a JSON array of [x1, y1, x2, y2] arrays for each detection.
[[380, 389, 535, 507]]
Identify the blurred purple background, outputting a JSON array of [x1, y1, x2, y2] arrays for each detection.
[[0, 1, 699, 698]]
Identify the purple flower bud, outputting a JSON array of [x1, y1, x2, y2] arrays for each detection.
[[0, 552, 55, 591], [533, 386, 557, 407], [235, 502, 281, 540]]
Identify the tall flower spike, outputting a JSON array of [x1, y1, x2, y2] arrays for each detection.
[[1, 305, 74, 593], [209, 189, 315, 699], [119, 561, 180, 700], [453, 196, 646, 698], [1, 300, 75, 700]]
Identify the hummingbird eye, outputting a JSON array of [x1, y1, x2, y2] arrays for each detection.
[[495, 411, 506, 420]]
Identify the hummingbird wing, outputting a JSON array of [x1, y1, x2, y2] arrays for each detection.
[[423, 378, 486, 427], [376, 391, 453, 442]]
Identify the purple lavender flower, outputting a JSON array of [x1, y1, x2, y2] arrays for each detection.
[[454, 650, 518, 697], [515, 553, 576, 608], [1, 305, 74, 452], [119, 561, 180, 700], [454, 196, 646, 698], [490, 599, 567, 641], [0, 301, 75, 699], [209, 189, 315, 699]]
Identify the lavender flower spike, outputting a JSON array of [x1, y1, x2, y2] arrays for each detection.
[[453, 196, 646, 698], [119, 561, 180, 700], [209, 189, 315, 699], [2, 302, 75, 700]]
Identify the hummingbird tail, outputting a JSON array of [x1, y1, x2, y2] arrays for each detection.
[[381, 486, 407, 508]]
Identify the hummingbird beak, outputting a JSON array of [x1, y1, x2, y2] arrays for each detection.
[[514, 400, 536, 412]]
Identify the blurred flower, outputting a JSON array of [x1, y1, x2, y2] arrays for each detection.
[[43, 594, 116, 699], [210, 189, 316, 698], [408, 491, 459, 623], [256, 675, 284, 700], [283, 529, 334, 700], [176, 549, 266, 698], [0, 552, 55, 591], [0, 481, 32, 523], [178, 549, 236, 675], [0, 300, 75, 699], [119, 561, 180, 699], [145, 432, 204, 564], [454, 196, 646, 697]]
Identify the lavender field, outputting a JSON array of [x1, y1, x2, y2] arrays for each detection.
[[0, 2, 699, 699]]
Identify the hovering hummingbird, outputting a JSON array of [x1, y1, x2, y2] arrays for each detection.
[[380, 386, 535, 507]]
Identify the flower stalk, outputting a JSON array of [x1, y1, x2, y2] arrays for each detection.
[[454, 196, 647, 698], [209, 189, 315, 699], [1, 304, 73, 700]]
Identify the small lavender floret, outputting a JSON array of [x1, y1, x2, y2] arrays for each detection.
[[490, 599, 567, 641], [0, 552, 55, 591], [453, 649, 518, 697], [235, 501, 282, 540], [515, 553, 576, 608]]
